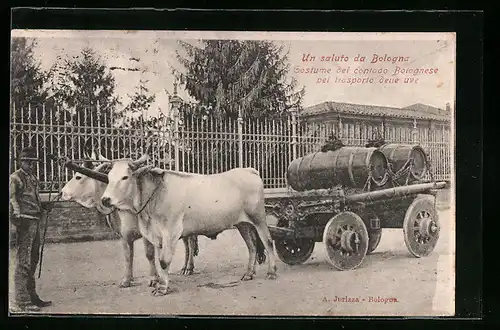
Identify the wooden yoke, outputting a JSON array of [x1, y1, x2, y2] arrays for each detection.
[[64, 160, 109, 183]]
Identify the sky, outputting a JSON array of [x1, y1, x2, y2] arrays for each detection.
[[11, 30, 455, 118]]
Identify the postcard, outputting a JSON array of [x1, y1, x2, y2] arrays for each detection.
[[9, 29, 455, 316]]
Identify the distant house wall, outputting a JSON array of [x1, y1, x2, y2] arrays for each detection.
[[299, 102, 451, 145]]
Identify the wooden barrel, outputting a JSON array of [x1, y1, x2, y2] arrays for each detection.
[[378, 144, 428, 184], [287, 147, 389, 191]]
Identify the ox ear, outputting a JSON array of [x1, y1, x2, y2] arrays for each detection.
[[132, 164, 154, 177], [95, 162, 112, 174], [130, 153, 150, 171], [149, 168, 165, 176]]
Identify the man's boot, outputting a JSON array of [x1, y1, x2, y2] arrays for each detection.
[[32, 296, 52, 307]]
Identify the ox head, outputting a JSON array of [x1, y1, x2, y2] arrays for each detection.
[[100, 152, 153, 211], [60, 150, 113, 212]]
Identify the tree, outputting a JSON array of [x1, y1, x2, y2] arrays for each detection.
[[121, 79, 156, 128], [49, 46, 120, 127], [176, 40, 305, 120], [10, 37, 50, 110]]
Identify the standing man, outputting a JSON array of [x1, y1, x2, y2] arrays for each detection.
[[10, 147, 52, 313]]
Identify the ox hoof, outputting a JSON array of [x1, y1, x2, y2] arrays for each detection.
[[151, 285, 170, 296], [266, 273, 277, 280], [118, 279, 132, 288], [181, 267, 194, 276], [148, 277, 160, 287], [241, 273, 255, 281]]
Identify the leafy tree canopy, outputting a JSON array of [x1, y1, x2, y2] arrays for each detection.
[[10, 37, 50, 109], [176, 40, 305, 120], [120, 79, 157, 128], [48, 47, 120, 126]]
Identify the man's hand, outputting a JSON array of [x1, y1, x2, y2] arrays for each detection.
[[10, 212, 22, 227]]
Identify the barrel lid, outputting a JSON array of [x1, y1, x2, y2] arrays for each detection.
[[369, 150, 389, 184], [409, 146, 428, 178]]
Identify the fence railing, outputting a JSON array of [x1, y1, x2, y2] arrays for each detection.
[[10, 103, 452, 191]]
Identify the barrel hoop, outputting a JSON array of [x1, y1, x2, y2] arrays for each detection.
[[365, 148, 372, 168], [331, 149, 342, 187], [348, 147, 357, 187], [296, 155, 308, 190], [308, 152, 319, 190], [389, 145, 398, 164]]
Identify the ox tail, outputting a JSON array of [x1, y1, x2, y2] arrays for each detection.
[[254, 227, 267, 265]]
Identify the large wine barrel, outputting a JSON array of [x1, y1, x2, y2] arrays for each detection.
[[287, 147, 389, 191], [378, 144, 428, 184]]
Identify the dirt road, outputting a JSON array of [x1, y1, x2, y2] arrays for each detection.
[[9, 209, 454, 316]]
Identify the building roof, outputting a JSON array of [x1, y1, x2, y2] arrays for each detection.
[[300, 101, 451, 122]]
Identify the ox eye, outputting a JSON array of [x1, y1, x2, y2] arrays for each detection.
[[75, 176, 82, 180], [122, 176, 129, 180]]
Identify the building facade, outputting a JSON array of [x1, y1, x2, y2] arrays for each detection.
[[297, 101, 452, 181]]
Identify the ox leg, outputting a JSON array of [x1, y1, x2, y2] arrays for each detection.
[[180, 237, 195, 275], [143, 238, 160, 287], [249, 215, 278, 280], [186, 236, 196, 275], [235, 223, 258, 281], [152, 226, 182, 296], [118, 238, 134, 288]]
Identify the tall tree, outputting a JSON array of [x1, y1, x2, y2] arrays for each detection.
[[176, 40, 305, 120], [10, 37, 49, 110], [50, 46, 120, 127], [121, 79, 156, 128]]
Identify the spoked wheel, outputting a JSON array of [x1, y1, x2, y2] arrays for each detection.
[[367, 229, 382, 255], [274, 222, 315, 265], [323, 212, 369, 271], [403, 196, 440, 257]]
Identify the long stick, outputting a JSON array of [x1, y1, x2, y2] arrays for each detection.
[[38, 168, 61, 278]]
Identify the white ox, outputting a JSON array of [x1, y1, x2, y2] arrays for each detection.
[[100, 154, 277, 296], [59, 153, 200, 288]]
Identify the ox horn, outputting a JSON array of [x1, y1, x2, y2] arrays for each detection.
[[132, 164, 154, 176], [130, 143, 151, 168], [97, 151, 109, 162], [82, 150, 95, 169], [92, 149, 113, 174]]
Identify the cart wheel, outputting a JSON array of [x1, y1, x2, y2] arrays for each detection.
[[274, 238, 315, 265], [367, 229, 382, 254], [403, 196, 440, 258], [273, 221, 315, 265], [323, 212, 369, 271]]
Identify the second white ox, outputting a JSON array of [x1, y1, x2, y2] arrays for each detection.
[[60, 153, 199, 289], [100, 153, 278, 296]]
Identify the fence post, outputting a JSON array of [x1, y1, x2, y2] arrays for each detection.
[[290, 107, 298, 160], [97, 100, 102, 153], [412, 118, 418, 144], [381, 116, 386, 139], [237, 106, 243, 168], [337, 115, 343, 139], [169, 90, 183, 172]]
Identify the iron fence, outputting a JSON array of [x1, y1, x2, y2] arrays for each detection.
[[10, 103, 452, 191]]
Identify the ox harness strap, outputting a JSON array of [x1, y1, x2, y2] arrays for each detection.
[[135, 182, 161, 215]]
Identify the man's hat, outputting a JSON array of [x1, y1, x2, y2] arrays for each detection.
[[17, 147, 41, 162]]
